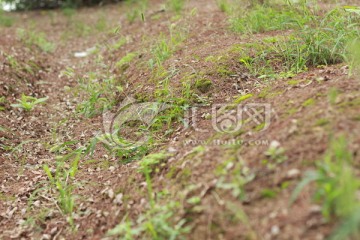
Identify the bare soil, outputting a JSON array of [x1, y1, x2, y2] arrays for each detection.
[[0, 1, 359, 240]]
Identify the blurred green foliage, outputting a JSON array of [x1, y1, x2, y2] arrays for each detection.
[[1, 0, 118, 10]]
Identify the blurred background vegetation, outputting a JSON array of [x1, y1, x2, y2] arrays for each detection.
[[0, 0, 121, 10]]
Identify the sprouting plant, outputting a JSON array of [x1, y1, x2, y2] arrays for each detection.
[[75, 72, 121, 117], [167, 0, 185, 14], [108, 151, 190, 239], [138, 152, 171, 174], [215, 153, 255, 200], [328, 88, 339, 105], [108, 200, 190, 239], [17, 28, 55, 52], [149, 25, 187, 68], [264, 140, 287, 165], [217, 0, 231, 13], [230, 2, 310, 34], [0, 96, 6, 111], [116, 52, 137, 69], [95, 15, 107, 31], [0, 9, 14, 27], [11, 94, 48, 111], [43, 148, 82, 225], [125, 0, 148, 24], [291, 136, 360, 239], [346, 38, 360, 75]]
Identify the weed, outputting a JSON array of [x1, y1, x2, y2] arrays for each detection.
[[315, 118, 330, 127], [75, 72, 121, 117], [125, 0, 148, 24], [233, 93, 253, 104], [138, 152, 171, 174], [302, 98, 315, 107], [346, 38, 360, 74], [111, 36, 128, 51], [0, 10, 14, 27], [95, 15, 107, 31], [195, 78, 212, 93], [42, 148, 84, 225], [264, 141, 287, 166], [328, 88, 339, 105], [17, 28, 55, 52], [0, 96, 6, 111], [62, 7, 76, 17], [291, 136, 360, 239], [149, 25, 187, 68], [151, 37, 173, 66], [216, 154, 255, 200], [73, 20, 92, 37], [230, 3, 310, 33], [108, 150, 190, 239], [116, 52, 137, 69], [216, 0, 231, 13], [261, 188, 277, 199], [108, 201, 190, 239], [11, 94, 48, 111], [230, 6, 360, 79], [167, 0, 185, 14]]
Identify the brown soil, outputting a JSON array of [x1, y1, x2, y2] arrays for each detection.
[[0, 1, 359, 240]]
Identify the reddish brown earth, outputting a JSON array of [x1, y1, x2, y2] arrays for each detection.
[[0, 1, 359, 240]]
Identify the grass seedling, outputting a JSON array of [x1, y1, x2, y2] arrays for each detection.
[[167, 0, 185, 14], [0, 10, 14, 27], [43, 149, 82, 226], [291, 136, 360, 239], [230, 2, 310, 33], [116, 52, 137, 69], [108, 152, 190, 239], [17, 28, 55, 52], [11, 94, 48, 111]]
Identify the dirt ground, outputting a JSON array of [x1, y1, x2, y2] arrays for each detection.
[[1, 0, 360, 239]]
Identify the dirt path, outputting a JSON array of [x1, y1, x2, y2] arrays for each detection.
[[1, 0, 360, 239]]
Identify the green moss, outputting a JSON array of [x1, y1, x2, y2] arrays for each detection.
[[111, 37, 127, 50], [255, 122, 266, 131], [261, 188, 277, 199], [337, 97, 360, 109], [258, 87, 271, 98], [352, 115, 360, 121], [286, 108, 298, 116], [0, 12, 14, 27], [302, 98, 315, 107], [116, 52, 137, 68], [315, 118, 330, 127], [233, 94, 253, 104], [287, 80, 300, 85], [195, 78, 212, 93], [217, 65, 234, 77]]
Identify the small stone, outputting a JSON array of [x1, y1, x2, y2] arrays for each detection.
[[50, 227, 58, 235], [309, 205, 322, 214], [287, 169, 301, 179], [168, 147, 177, 153], [109, 166, 115, 172], [33, 200, 40, 207], [269, 140, 281, 149], [113, 193, 123, 205], [271, 225, 280, 235], [21, 208, 26, 215], [42, 234, 51, 240], [108, 189, 115, 199]]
